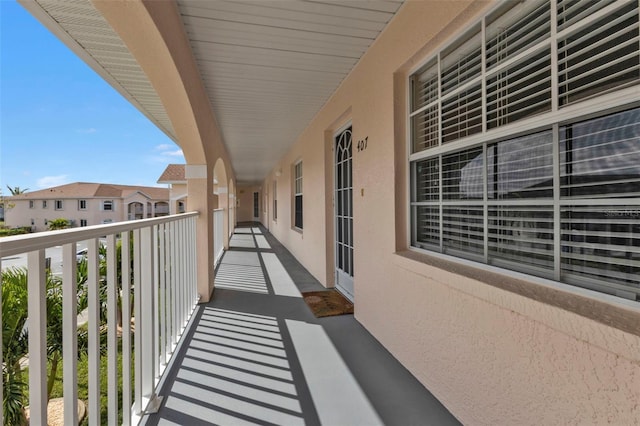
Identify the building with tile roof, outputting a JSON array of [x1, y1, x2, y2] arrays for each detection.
[[4, 182, 170, 231], [157, 164, 187, 215]]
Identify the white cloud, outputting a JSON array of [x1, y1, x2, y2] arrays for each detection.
[[76, 128, 97, 134], [163, 149, 184, 157], [149, 144, 184, 163], [155, 144, 174, 151], [37, 175, 70, 188]]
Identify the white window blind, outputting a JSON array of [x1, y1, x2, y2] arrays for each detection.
[[409, 0, 640, 301], [558, 1, 640, 105]]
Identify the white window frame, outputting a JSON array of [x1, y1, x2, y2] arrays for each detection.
[[55, 200, 63, 210], [102, 200, 114, 211], [42, 200, 48, 209], [78, 199, 87, 210], [293, 160, 303, 230], [407, 0, 640, 301], [29, 200, 34, 209], [273, 180, 278, 221], [80, 219, 88, 227]]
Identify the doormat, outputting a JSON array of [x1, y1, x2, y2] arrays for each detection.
[[301, 289, 354, 318]]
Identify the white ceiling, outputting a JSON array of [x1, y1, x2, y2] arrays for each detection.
[[23, 0, 404, 184]]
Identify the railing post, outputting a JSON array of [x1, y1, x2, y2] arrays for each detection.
[[87, 238, 101, 425], [153, 225, 160, 383], [62, 242, 78, 426], [106, 234, 119, 424], [133, 229, 142, 416], [121, 231, 132, 426], [27, 249, 47, 425], [140, 226, 162, 413]]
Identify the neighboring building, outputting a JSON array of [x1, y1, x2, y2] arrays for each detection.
[[4, 182, 170, 231], [157, 164, 187, 215]]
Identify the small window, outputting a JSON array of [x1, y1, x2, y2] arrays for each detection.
[[273, 180, 278, 221], [79, 199, 87, 210], [29, 200, 34, 209], [42, 200, 48, 209], [178, 201, 185, 213], [294, 161, 303, 229], [44, 219, 48, 226], [103, 200, 113, 211], [80, 219, 88, 227], [30, 219, 34, 226], [102, 219, 113, 224], [55, 200, 63, 210]]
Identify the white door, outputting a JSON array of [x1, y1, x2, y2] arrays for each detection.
[[335, 126, 354, 301]]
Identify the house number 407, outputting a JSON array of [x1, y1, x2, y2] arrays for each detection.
[[357, 136, 368, 152]]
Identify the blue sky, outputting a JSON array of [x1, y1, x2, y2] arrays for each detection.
[[0, 1, 184, 193]]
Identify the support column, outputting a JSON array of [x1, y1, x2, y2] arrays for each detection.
[[186, 165, 215, 302], [218, 187, 230, 249]]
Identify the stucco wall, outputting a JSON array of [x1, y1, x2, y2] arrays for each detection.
[[262, 1, 640, 424]]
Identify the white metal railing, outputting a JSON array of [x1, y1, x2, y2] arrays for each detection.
[[0, 212, 199, 425], [214, 208, 224, 266]]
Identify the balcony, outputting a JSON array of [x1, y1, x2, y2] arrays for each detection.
[[0, 215, 458, 425]]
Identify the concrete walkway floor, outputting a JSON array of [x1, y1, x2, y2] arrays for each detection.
[[142, 224, 460, 426]]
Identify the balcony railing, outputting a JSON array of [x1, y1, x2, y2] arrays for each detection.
[[0, 212, 199, 425], [214, 208, 224, 267]]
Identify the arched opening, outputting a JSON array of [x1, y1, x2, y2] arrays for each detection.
[[128, 202, 144, 220], [228, 179, 236, 237], [154, 201, 169, 217], [213, 158, 230, 264]]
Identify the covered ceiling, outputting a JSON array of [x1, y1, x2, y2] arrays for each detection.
[[20, 0, 404, 184]]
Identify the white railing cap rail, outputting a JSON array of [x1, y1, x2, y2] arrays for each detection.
[[0, 211, 199, 258]]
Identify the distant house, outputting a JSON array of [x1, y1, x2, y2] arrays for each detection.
[[4, 182, 170, 232], [157, 164, 187, 215]]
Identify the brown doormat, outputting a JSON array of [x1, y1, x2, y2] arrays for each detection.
[[302, 289, 354, 318]]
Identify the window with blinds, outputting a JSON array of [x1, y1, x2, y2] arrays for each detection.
[[294, 161, 303, 229], [410, 0, 640, 301]]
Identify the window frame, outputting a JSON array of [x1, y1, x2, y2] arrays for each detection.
[[55, 200, 63, 210], [78, 199, 87, 210], [42, 200, 48, 209], [102, 200, 114, 211], [273, 180, 278, 222], [293, 160, 303, 230], [407, 0, 640, 301]]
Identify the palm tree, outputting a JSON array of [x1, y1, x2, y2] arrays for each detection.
[[48, 218, 70, 230], [1, 266, 89, 425], [2, 268, 30, 425], [5, 186, 29, 196]]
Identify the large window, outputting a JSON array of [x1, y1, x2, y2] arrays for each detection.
[[409, 0, 639, 301], [294, 161, 303, 229]]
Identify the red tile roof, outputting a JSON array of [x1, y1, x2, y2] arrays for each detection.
[[157, 164, 186, 183], [7, 182, 169, 200]]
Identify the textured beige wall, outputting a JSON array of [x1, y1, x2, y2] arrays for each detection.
[[262, 1, 640, 424]]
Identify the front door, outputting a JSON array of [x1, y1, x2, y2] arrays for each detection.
[[253, 192, 259, 222], [335, 126, 354, 301]]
